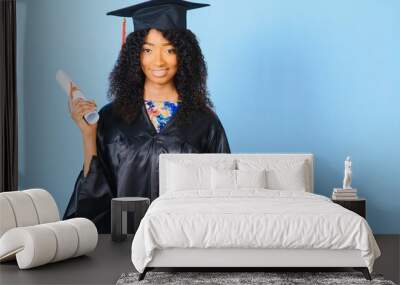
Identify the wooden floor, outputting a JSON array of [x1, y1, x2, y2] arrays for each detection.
[[0, 235, 398, 285]]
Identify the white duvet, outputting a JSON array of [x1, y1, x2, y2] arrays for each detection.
[[131, 190, 380, 273]]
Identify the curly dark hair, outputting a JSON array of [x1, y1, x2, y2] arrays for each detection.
[[107, 28, 214, 125]]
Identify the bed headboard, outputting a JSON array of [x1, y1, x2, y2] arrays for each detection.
[[159, 153, 314, 195]]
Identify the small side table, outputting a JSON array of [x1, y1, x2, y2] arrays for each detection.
[[332, 198, 366, 218], [111, 197, 150, 242]]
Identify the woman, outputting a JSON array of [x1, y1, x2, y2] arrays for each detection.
[[64, 1, 230, 233]]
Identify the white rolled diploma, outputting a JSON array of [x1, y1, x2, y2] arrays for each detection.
[[56, 70, 99, 124]]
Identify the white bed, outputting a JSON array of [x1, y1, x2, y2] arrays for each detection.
[[131, 154, 380, 280]]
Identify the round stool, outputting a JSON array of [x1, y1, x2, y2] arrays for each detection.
[[111, 197, 150, 242]]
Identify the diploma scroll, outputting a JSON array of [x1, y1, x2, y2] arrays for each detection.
[[56, 70, 99, 125]]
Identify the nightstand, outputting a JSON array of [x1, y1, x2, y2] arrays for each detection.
[[332, 198, 366, 218]]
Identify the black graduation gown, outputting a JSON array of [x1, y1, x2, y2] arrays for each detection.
[[63, 102, 231, 233]]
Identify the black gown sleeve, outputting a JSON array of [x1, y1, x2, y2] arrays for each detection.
[[206, 113, 231, 153], [63, 111, 115, 233]]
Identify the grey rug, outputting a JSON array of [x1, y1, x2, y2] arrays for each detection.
[[116, 272, 396, 285]]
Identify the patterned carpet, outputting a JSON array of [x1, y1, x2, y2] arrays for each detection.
[[116, 271, 396, 285]]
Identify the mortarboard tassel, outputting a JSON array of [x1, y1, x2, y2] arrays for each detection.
[[121, 17, 127, 48]]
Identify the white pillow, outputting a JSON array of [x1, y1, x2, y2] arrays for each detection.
[[211, 168, 267, 190], [237, 159, 308, 191], [167, 162, 210, 191], [211, 168, 236, 189], [166, 159, 236, 192], [237, 169, 267, 188]]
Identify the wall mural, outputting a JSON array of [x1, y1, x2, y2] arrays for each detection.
[[61, 1, 230, 233]]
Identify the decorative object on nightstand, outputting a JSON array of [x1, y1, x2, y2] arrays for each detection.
[[342, 156, 353, 190], [332, 198, 366, 218], [332, 156, 358, 200], [332, 188, 358, 200], [111, 197, 150, 242]]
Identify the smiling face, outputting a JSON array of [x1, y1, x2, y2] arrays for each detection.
[[140, 29, 178, 86]]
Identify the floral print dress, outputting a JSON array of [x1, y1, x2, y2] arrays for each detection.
[[144, 99, 180, 133]]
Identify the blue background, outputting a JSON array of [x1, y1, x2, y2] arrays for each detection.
[[16, 0, 400, 233]]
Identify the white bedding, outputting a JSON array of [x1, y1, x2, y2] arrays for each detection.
[[131, 190, 380, 273]]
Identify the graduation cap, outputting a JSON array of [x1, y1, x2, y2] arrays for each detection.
[[107, 0, 209, 46]]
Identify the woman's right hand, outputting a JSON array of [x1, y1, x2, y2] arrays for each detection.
[[68, 82, 98, 138]]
